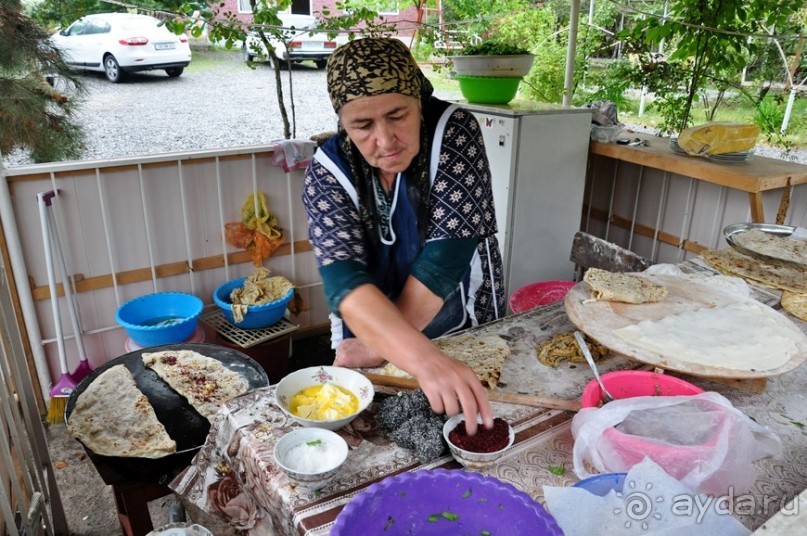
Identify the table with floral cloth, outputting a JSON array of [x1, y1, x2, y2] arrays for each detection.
[[171, 261, 807, 535]]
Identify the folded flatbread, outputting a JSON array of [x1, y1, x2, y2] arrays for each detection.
[[583, 268, 668, 304], [702, 248, 807, 293], [143, 349, 249, 422], [67, 365, 176, 458], [781, 291, 807, 321], [381, 335, 510, 389]]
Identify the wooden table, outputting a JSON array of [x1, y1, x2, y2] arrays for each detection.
[[589, 132, 807, 223], [170, 261, 807, 535]]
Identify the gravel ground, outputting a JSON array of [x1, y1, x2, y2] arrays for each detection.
[[5, 47, 803, 168]]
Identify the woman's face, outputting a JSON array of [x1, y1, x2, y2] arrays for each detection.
[[339, 93, 421, 177]]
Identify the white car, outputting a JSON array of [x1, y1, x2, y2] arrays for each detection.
[[242, 14, 343, 69], [50, 13, 192, 83]]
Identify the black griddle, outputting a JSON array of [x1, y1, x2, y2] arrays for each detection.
[[65, 342, 269, 485]]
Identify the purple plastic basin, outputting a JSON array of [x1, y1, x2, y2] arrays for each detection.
[[331, 468, 562, 535]]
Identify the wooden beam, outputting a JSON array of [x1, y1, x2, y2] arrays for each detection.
[[586, 205, 708, 255], [31, 240, 313, 301]]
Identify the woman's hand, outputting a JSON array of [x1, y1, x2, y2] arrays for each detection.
[[334, 338, 386, 368], [410, 351, 493, 436]]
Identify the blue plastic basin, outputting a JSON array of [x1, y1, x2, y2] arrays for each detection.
[[115, 292, 203, 348], [573, 473, 627, 497], [213, 277, 293, 329]]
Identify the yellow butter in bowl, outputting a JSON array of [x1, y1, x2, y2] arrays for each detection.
[[290, 384, 359, 421]]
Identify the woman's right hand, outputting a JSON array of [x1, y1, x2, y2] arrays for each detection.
[[410, 351, 493, 436]]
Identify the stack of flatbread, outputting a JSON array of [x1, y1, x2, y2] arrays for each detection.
[[380, 335, 510, 389], [731, 229, 807, 266], [702, 248, 807, 293], [583, 268, 668, 304]]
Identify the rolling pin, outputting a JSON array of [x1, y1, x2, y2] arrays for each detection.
[[363, 372, 581, 412]]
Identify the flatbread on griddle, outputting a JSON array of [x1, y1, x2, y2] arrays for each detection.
[[143, 349, 249, 422], [702, 248, 807, 293], [67, 365, 176, 458], [583, 268, 668, 304], [381, 335, 510, 389]]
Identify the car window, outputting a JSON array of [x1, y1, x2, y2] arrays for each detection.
[[67, 20, 89, 36], [88, 21, 111, 35]]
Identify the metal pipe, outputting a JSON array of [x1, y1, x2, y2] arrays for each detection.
[[137, 164, 158, 291], [215, 157, 230, 281], [628, 167, 644, 250], [96, 169, 121, 304], [0, 164, 52, 402], [563, 0, 581, 106], [177, 161, 196, 295]]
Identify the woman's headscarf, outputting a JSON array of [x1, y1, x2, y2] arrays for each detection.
[[326, 37, 435, 247], [326, 37, 433, 112]]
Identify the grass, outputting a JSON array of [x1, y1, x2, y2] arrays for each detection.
[[618, 93, 807, 150], [187, 46, 245, 74]]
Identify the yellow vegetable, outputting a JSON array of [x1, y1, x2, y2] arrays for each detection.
[[289, 384, 359, 421], [677, 122, 760, 156]]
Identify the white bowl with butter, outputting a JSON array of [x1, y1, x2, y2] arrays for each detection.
[[275, 366, 374, 430]]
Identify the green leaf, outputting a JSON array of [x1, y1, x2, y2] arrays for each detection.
[[462, 489, 472, 498], [306, 439, 324, 447], [548, 465, 566, 476]]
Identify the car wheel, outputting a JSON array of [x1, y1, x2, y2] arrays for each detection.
[[165, 68, 184, 78], [103, 55, 124, 83], [243, 46, 254, 63], [315, 59, 327, 69]]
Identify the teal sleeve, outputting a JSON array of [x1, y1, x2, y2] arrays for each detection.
[[319, 260, 375, 315], [409, 238, 478, 299]]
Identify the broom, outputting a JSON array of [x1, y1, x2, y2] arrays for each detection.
[[46, 191, 93, 383], [39, 191, 76, 424]]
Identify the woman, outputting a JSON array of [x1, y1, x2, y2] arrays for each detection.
[[302, 38, 504, 434]]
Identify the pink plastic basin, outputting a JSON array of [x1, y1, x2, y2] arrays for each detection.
[[580, 371, 719, 484], [580, 370, 704, 408], [509, 280, 576, 314]]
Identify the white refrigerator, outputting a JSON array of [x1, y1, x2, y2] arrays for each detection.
[[460, 102, 592, 306]]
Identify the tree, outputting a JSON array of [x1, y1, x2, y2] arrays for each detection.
[[1, 0, 85, 164], [619, 0, 805, 133]]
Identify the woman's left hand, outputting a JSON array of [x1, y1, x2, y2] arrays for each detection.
[[334, 338, 386, 368]]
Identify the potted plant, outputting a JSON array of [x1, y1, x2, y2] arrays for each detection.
[[452, 41, 534, 78], [451, 41, 534, 104]]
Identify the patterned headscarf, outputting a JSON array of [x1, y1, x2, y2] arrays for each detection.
[[326, 37, 436, 249], [327, 37, 433, 112]]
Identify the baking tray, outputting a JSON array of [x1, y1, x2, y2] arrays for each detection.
[[65, 342, 269, 484], [723, 222, 804, 268]]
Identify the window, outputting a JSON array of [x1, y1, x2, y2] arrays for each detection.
[[238, 0, 253, 13], [377, 1, 398, 15]]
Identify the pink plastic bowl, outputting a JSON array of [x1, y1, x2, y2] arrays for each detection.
[[580, 370, 704, 408], [509, 280, 576, 314], [580, 371, 716, 483]]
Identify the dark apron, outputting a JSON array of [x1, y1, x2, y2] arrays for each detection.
[[342, 174, 469, 341]]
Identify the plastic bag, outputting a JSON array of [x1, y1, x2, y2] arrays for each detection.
[[677, 122, 759, 156], [225, 192, 283, 266], [572, 392, 781, 496]]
